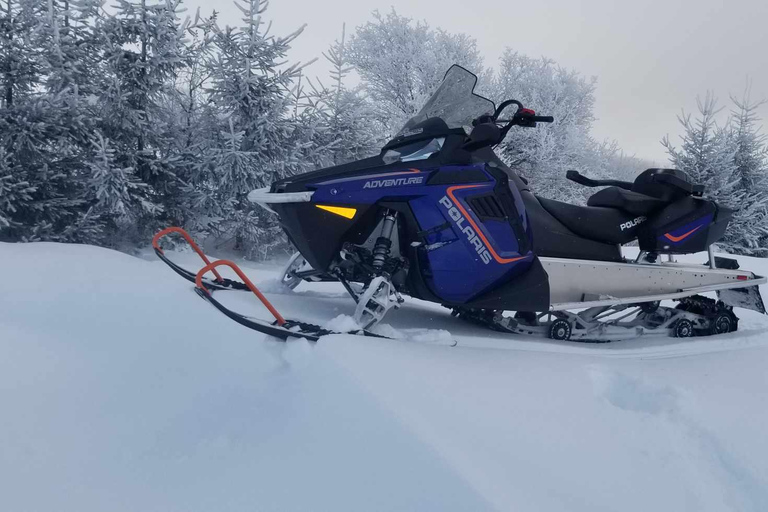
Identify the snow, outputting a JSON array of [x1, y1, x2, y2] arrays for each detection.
[[323, 314, 361, 332], [2, 242, 768, 511]]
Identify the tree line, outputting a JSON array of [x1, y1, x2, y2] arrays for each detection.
[[1, 1, 766, 257]]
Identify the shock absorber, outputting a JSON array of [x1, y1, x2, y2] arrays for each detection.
[[372, 210, 397, 272]]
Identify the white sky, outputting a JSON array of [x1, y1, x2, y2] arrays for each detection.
[[185, 0, 768, 163]]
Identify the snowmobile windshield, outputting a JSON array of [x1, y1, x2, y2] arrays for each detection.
[[396, 65, 495, 137]]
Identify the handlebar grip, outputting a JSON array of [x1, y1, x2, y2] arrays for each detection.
[[531, 116, 554, 123]]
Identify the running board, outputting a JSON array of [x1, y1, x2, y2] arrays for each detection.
[[540, 256, 766, 313], [550, 276, 766, 311]]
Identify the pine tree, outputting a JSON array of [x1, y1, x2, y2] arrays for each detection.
[[302, 24, 382, 168], [662, 94, 768, 255], [0, 0, 43, 239], [0, 146, 34, 233], [43, 0, 103, 95], [0, 0, 43, 109], [662, 94, 738, 196], [730, 90, 768, 192], [187, 0, 308, 258], [87, 131, 150, 220], [0, 0, 103, 242], [95, 0, 190, 237], [725, 90, 768, 255]]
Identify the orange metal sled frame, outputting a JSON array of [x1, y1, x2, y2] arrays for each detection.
[[152, 227, 312, 339], [152, 227, 401, 342], [195, 260, 286, 326], [152, 227, 226, 283]]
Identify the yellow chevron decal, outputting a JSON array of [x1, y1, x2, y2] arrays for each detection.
[[315, 204, 357, 219]]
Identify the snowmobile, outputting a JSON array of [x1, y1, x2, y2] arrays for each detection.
[[155, 65, 766, 342]]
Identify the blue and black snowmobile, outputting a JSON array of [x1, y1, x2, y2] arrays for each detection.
[[156, 65, 766, 342]]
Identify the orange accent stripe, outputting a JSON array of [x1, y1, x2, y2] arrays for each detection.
[[446, 185, 528, 265], [196, 260, 286, 326], [153, 226, 224, 282], [664, 225, 702, 242]]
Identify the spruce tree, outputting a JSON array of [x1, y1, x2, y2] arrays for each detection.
[[0, 0, 102, 242], [95, 0, 190, 241], [663, 94, 768, 255], [302, 24, 382, 168], [725, 91, 768, 255], [189, 0, 307, 258]]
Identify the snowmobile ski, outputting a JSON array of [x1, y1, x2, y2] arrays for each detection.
[[154, 227, 455, 345]]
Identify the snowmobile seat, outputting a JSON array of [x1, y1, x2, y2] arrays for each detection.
[[537, 196, 643, 245], [568, 168, 704, 216], [586, 187, 668, 216]]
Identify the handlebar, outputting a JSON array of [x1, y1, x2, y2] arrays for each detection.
[[490, 99, 554, 132], [497, 115, 554, 124], [496, 101, 554, 142], [465, 99, 553, 151]]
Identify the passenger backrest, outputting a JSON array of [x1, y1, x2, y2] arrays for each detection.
[[632, 169, 703, 202]]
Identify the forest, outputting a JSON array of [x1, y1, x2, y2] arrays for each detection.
[[2, 0, 766, 257]]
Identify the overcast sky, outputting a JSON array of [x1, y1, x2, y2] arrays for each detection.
[[185, 0, 768, 164]]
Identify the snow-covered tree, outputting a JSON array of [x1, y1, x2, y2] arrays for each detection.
[[348, 9, 484, 137], [0, 146, 34, 233], [87, 131, 151, 221], [491, 51, 615, 202], [42, 0, 104, 96], [663, 94, 768, 255], [662, 95, 737, 194], [163, 11, 218, 156], [185, 0, 308, 258], [302, 24, 383, 167], [730, 90, 768, 193], [95, 0, 191, 233], [0, 0, 45, 239], [0, 0, 103, 242], [724, 90, 768, 254], [0, 91, 105, 242], [0, 0, 43, 109]]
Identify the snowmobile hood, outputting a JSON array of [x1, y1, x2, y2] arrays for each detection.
[[271, 129, 471, 194]]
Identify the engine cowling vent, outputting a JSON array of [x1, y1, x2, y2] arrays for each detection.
[[468, 194, 506, 220]]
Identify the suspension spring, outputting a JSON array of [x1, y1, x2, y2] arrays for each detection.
[[372, 210, 397, 272]]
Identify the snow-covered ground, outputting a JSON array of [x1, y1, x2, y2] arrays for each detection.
[[2, 242, 768, 511]]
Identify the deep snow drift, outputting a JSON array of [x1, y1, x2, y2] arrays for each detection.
[[2, 242, 768, 512]]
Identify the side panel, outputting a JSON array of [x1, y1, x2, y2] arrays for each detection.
[[638, 197, 731, 254], [408, 166, 535, 304]]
